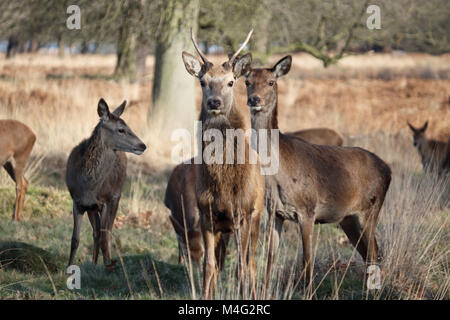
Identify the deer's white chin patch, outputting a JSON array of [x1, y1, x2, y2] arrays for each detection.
[[132, 149, 144, 155], [250, 106, 263, 112], [207, 109, 222, 115]]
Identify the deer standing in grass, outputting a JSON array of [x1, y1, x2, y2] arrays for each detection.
[[0, 120, 36, 221], [66, 99, 146, 269], [182, 29, 265, 299], [245, 56, 391, 296], [407, 121, 448, 175], [165, 160, 230, 268]]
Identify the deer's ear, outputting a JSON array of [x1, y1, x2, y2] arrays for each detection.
[[182, 52, 203, 77], [98, 98, 110, 120], [407, 121, 416, 132], [272, 55, 292, 78], [112, 100, 126, 117], [233, 53, 252, 78], [421, 121, 428, 132]]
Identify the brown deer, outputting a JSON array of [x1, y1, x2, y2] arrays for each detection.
[[164, 160, 229, 268], [287, 128, 343, 146], [407, 121, 448, 174], [0, 120, 36, 221], [66, 98, 146, 269], [182, 29, 265, 299], [245, 55, 391, 296]]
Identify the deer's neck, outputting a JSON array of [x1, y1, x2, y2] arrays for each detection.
[[82, 125, 115, 185], [200, 99, 250, 181], [251, 100, 278, 131]]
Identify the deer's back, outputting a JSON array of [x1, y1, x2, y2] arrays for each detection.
[[287, 128, 343, 146], [270, 134, 391, 223], [0, 120, 36, 159], [66, 139, 127, 208], [423, 140, 448, 169], [164, 161, 199, 232]]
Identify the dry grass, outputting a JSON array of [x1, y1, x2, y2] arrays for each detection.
[[0, 52, 449, 300]]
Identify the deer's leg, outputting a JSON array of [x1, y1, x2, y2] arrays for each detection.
[[177, 236, 185, 264], [3, 161, 17, 219], [248, 208, 261, 300], [299, 215, 315, 294], [201, 213, 217, 300], [235, 218, 250, 299], [339, 214, 368, 261], [99, 203, 114, 267], [360, 208, 380, 265], [104, 196, 120, 267], [11, 141, 34, 221], [264, 213, 283, 298], [4, 159, 27, 221], [68, 203, 84, 266], [216, 232, 230, 271], [87, 209, 101, 264]]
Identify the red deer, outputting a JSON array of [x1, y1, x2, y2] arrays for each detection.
[[245, 55, 391, 296], [287, 128, 343, 146], [0, 120, 36, 221], [164, 160, 230, 269], [182, 29, 265, 299], [407, 121, 448, 174], [66, 99, 146, 269]]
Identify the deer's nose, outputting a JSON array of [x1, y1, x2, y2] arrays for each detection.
[[137, 143, 147, 151], [247, 96, 260, 107], [207, 98, 222, 109]]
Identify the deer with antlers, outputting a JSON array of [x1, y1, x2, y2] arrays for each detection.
[[182, 29, 265, 299], [245, 55, 392, 296], [0, 120, 36, 221]]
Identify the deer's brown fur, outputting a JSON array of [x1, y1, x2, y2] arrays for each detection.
[[0, 119, 36, 221], [66, 99, 146, 268], [182, 29, 265, 299], [164, 160, 231, 269], [246, 56, 391, 296], [407, 121, 448, 175], [287, 128, 343, 146]]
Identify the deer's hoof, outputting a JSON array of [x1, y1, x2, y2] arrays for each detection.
[[105, 259, 117, 271]]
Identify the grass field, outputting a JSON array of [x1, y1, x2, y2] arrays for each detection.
[[0, 52, 449, 300]]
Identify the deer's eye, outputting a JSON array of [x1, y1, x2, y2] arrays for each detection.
[[200, 80, 206, 87], [245, 80, 250, 87], [228, 81, 234, 87], [268, 80, 275, 86], [118, 128, 125, 134]]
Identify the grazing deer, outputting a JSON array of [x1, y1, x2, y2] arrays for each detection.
[[182, 29, 265, 299], [287, 128, 343, 146], [66, 99, 146, 269], [0, 120, 36, 221], [164, 160, 229, 268], [407, 121, 448, 174], [245, 55, 391, 296]]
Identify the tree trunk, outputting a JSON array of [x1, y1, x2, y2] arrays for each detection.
[[150, 0, 199, 135], [58, 36, 65, 57], [114, 0, 140, 81], [6, 36, 19, 58]]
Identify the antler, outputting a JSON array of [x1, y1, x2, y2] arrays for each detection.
[[228, 29, 254, 63], [190, 27, 210, 65]]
